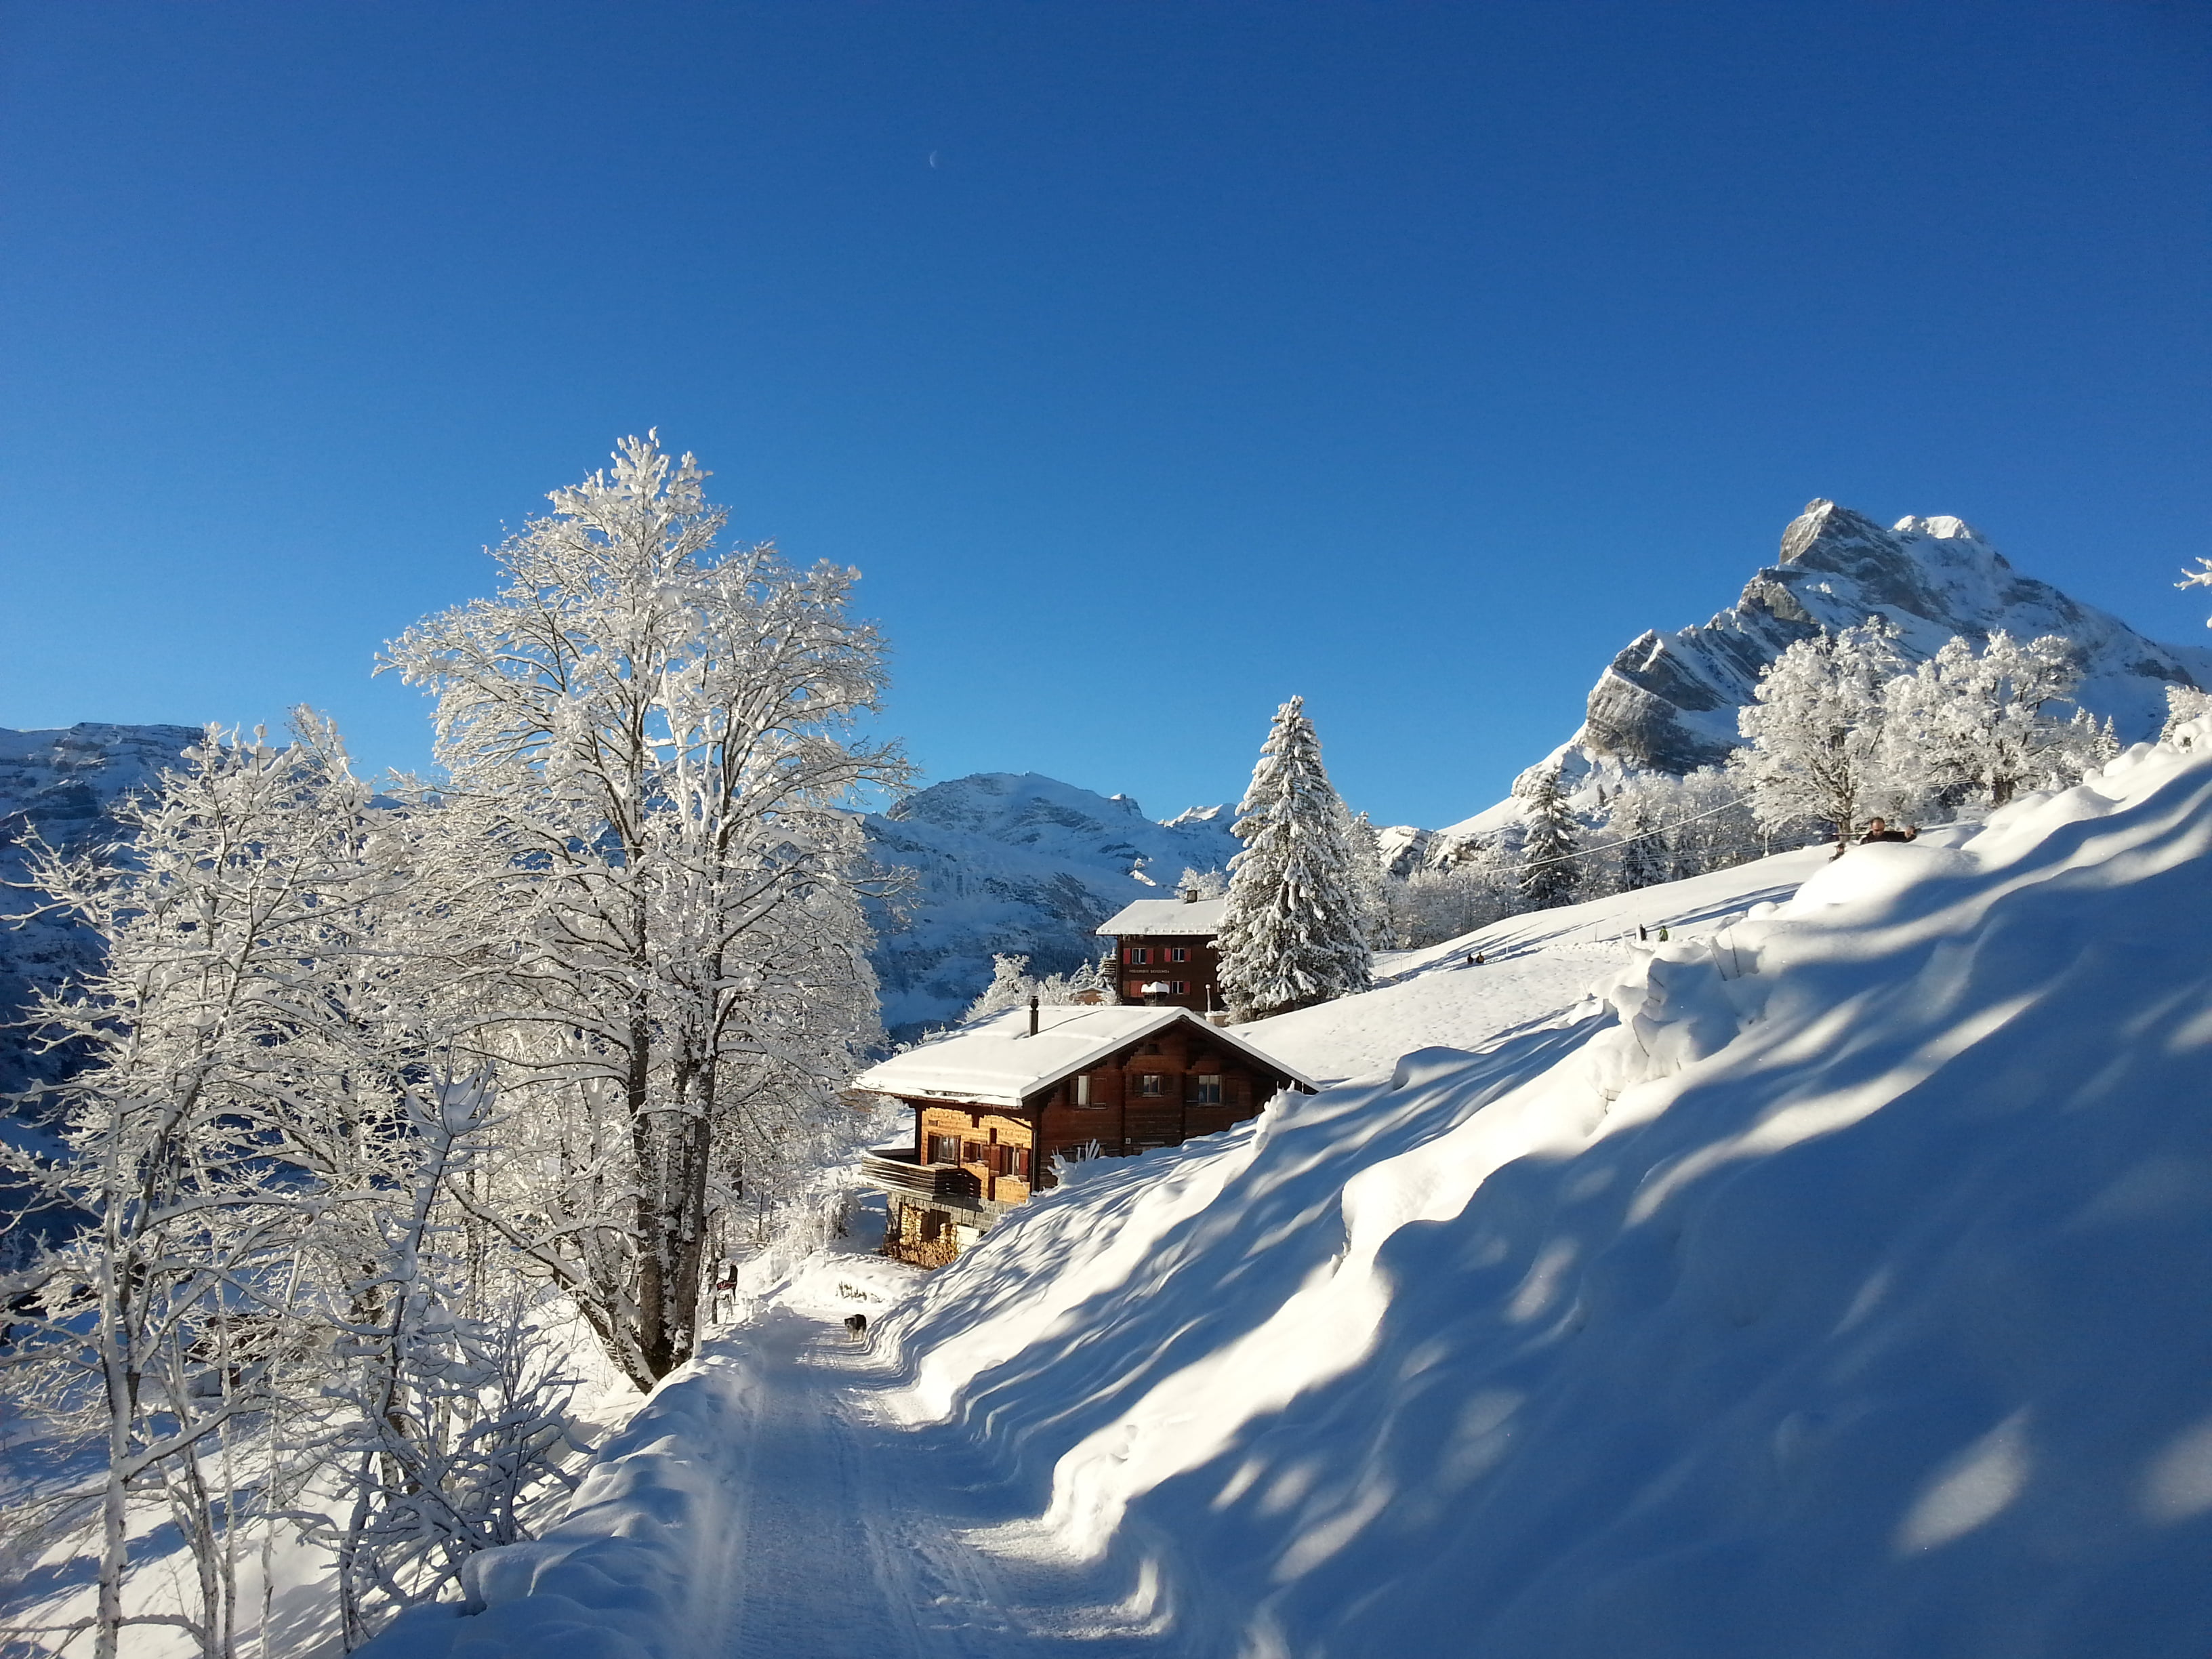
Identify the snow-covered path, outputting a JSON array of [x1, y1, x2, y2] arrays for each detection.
[[707, 1306, 1164, 1659]]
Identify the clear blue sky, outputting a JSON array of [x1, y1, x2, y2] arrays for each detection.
[[2, 1, 2207, 828]]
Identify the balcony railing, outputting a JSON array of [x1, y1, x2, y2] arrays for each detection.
[[857, 1147, 982, 1205]]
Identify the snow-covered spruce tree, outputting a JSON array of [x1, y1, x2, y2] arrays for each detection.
[[1176, 865, 1228, 899], [1216, 697, 1371, 1019], [1731, 615, 1905, 855], [383, 434, 907, 1389], [1516, 769, 1580, 911]]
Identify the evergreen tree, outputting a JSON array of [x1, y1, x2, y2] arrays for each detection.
[[1216, 696, 1372, 1019], [1517, 769, 1580, 910]]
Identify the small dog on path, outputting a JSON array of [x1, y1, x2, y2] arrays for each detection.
[[844, 1313, 868, 1341]]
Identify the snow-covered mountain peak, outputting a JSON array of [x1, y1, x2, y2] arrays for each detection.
[[1163, 802, 1233, 829], [1891, 511, 1989, 545], [1435, 499, 2211, 841]]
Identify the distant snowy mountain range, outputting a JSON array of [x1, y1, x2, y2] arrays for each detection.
[[861, 772, 1239, 1034], [5, 497, 2203, 1046], [0, 734, 1237, 1050]]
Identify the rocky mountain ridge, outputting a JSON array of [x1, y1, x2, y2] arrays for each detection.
[[1437, 499, 2212, 840]]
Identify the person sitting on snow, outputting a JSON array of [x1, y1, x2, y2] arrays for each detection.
[[1859, 816, 1920, 845]]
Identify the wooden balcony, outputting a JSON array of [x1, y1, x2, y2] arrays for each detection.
[[858, 1147, 983, 1206]]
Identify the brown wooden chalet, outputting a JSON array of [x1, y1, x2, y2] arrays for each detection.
[[854, 1001, 1315, 1267], [1095, 893, 1227, 1013]]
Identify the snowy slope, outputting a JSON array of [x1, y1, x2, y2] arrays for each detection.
[[863, 773, 1238, 1034], [864, 724, 2212, 1658], [1440, 499, 2211, 841]]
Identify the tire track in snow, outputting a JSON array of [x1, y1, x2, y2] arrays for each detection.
[[713, 1309, 1076, 1658]]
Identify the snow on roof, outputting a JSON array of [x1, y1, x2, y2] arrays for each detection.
[[1094, 895, 1228, 937], [852, 1004, 1315, 1108]]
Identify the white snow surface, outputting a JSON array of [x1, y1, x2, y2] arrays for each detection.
[[369, 727, 2212, 1656]]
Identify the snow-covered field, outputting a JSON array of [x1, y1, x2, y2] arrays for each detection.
[[371, 726, 2212, 1658]]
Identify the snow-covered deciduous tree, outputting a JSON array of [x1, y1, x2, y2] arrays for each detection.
[[1175, 866, 1229, 899], [1732, 617, 1906, 854], [2158, 685, 2212, 750], [1606, 780, 1672, 893], [1342, 810, 1390, 947], [285, 1082, 581, 1645], [1658, 767, 1767, 878], [2179, 558, 2212, 619], [1216, 697, 1372, 1019], [957, 953, 1108, 1022], [1880, 630, 2087, 811], [0, 715, 587, 1656], [1383, 851, 1517, 949], [1516, 769, 1580, 911], [0, 723, 372, 1659], [382, 434, 908, 1389]]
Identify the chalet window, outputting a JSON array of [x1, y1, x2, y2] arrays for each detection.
[[1073, 1073, 1095, 1107], [1170, 981, 1189, 995], [1012, 1146, 1032, 1182], [927, 1133, 960, 1164], [1168, 947, 1188, 963], [987, 1142, 1013, 1176], [962, 1138, 985, 1164], [1126, 946, 1151, 966], [1192, 1074, 1223, 1104], [1125, 980, 1147, 999], [1134, 1073, 1166, 1098]]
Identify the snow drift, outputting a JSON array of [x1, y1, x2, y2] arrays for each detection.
[[878, 724, 2212, 1657]]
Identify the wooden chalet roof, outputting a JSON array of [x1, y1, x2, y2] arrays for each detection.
[[1094, 895, 1228, 938], [851, 1004, 1316, 1109]]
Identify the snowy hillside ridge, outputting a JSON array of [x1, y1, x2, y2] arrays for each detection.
[[1441, 499, 2210, 840], [868, 721, 2212, 1656], [0, 723, 199, 1097], [863, 772, 1238, 1034]]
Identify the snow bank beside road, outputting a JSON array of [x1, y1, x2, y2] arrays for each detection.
[[360, 1353, 752, 1659], [883, 729, 2212, 1657]]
